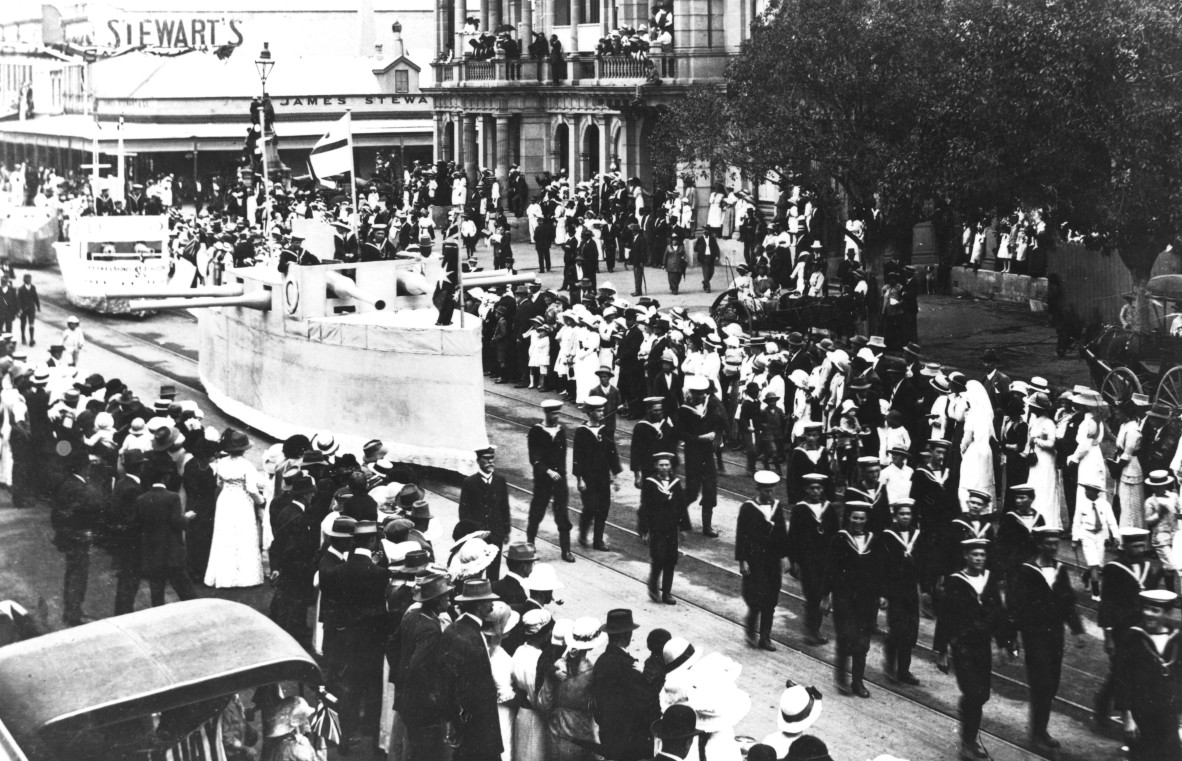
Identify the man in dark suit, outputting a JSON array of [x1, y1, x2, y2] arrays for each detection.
[[0, 277, 18, 334], [491, 542, 536, 612], [17, 273, 40, 346], [341, 470, 378, 522], [577, 229, 599, 290], [591, 365, 623, 439], [395, 573, 452, 761], [591, 609, 657, 760], [648, 350, 683, 414], [321, 521, 389, 753], [618, 310, 646, 418], [629, 223, 648, 296], [109, 449, 147, 614], [134, 464, 198, 607], [458, 447, 511, 579], [439, 579, 502, 761], [269, 474, 319, 647], [534, 216, 555, 272], [513, 285, 540, 387], [52, 455, 103, 626], [315, 516, 356, 658]]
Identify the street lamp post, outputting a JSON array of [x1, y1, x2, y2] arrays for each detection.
[[255, 42, 275, 234]]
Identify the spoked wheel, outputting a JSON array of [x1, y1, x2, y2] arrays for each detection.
[[1156, 366, 1182, 410], [1101, 367, 1142, 408]]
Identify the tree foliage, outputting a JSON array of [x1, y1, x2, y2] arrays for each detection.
[[663, 0, 1182, 281]]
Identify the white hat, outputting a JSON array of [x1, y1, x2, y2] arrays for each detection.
[[311, 430, 339, 456], [447, 537, 499, 580], [550, 618, 574, 646], [528, 563, 564, 591], [788, 369, 810, 387], [541, 399, 563, 411], [754, 470, 781, 486], [685, 375, 710, 392], [662, 637, 701, 676], [600, 281, 617, 293], [567, 617, 606, 650], [777, 682, 823, 733]]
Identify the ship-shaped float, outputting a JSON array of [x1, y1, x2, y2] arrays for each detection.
[[54, 215, 173, 314], [111, 259, 532, 475]]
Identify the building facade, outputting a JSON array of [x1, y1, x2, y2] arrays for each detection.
[[0, 2, 438, 191], [424, 0, 760, 211]]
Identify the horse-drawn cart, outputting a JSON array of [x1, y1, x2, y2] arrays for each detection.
[[710, 289, 859, 338]]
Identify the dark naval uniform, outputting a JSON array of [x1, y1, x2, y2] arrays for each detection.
[[638, 474, 690, 601], [876, 526, 924, 682], [572, 421, 621, 549], [735, 498, 789, 645], [786, 499, 839, 642], [526, 422, 572, 551]]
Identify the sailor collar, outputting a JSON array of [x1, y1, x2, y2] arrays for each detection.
[[885, 528, 920, 557]]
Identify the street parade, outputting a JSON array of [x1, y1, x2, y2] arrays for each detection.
[[0, 1, 1181, 761]]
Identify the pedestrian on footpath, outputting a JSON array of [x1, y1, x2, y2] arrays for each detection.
[[638, 452, 689, 604], [1007, 526, 1084, 752], [736, 470, 789, 650]]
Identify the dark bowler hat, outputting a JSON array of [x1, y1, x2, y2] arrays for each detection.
[[414, 573, 452, 602], [651, 704, 698, 740], [600, 608, 640, 634], [123, 449, 147, 467], [455, 578, 500, 602], [404, 550, 432, 576], [288, 474, 316, 494]]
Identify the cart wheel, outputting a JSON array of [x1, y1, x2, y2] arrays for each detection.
[[1101, 367, 1141, 408], [1157, 366, 1182, 410]]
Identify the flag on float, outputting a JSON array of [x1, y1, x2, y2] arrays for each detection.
[[309, 112, 354, 178]]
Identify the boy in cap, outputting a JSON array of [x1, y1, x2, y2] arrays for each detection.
[[638, 452, 690, 604], [757, 390, 788, 474]]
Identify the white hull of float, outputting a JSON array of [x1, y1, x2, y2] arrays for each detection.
[[0, 207, 59, 267], [54, 216, 172, 315], [193, 262, 490, 475]]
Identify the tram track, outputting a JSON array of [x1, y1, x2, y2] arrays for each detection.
[[35, 287, 1126, 756]]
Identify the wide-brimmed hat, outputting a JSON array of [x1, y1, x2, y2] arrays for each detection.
[[454, 578, 500, 602], [448, 537, 500, 580], [692, 678, 751, 734], [506, 542, 538, 562], [528, 563, 563, 592], [222, 430, 250, 454], [777, 681, 823, 733], [413, 573, 452, 602], [482, 600, 521, 637], [310, 430, 339, 456], [325, 516, 358, 538]]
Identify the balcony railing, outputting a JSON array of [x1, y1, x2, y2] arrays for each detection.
[[429, 53, 679, 87], [598, 55, 648, 79], [466, 60, 496, 81]]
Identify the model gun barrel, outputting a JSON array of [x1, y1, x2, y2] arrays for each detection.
[[129, 291, 273, 311], [326, 271, 387, 311], [105, 285, 245, 299]]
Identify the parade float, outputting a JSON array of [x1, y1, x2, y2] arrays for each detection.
[[53, 215, 173, 314], [112, 258, 532, 475], [0, 207, 59, 268]]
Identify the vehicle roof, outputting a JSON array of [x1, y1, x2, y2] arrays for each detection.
[[0, 600, 319, 759]]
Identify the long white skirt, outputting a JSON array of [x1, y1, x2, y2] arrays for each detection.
[[203, 488, 264, 588]]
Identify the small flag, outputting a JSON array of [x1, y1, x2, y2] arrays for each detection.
[[309, 112, 354, 179]]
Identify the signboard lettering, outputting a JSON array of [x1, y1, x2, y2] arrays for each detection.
[[105, 17, 245, 47], [276, 95, 430, 108]]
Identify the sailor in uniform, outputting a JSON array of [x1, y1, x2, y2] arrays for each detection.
[[935, 488, 996, 593], [876, 498, 924, 685], [787, 473, 839, 645], [572, 396, 621, 551], [638, 452, 690, 604], [933, 538, 1015, 761], [526, 399, 574, 561], [1006, 526, 1085, 751], [1114, 589, 1181, 761], [995, 484, 1045, 587], [630, 396, 678, 487], [824, 500, 879, 697], [1094, 527, 1163, 728], [736, 470, 789, 650]]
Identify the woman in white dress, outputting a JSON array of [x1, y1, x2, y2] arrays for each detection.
[[512, 610, 554, 761], [706, 184, 726, 236], [1026, 394, 1063, 529], [485, 602, 520, 761], [958, 380, 996, 508], [451, 173, 468, 206], [1115, 396, 1148, 528], [572, 317, 602, 403], [1067, 391, 1108, 513], [204, 430, 266, 588]]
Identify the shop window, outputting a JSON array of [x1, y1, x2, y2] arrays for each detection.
[[395, 70, 409, 93]]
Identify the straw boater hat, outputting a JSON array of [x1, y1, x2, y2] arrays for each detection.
[[1145, 470, 1174, 489]]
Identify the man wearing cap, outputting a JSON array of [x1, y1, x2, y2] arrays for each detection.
[[1007, 527, 1084, 750], [590, 365, 623, 439], [573, 397, 622, 550], [1073, 479, 1121, 600], [995, 485, 1045, 587], [321, 520, 389, 752], [911, 440, 957, 592], [527, 401, 574, 561], [933, 539, 1015, 761], [393, 572, 453, 761], [1113, 589, 1181, 760], [675, 375, 721, 538], [788, 473, 838, 645], [825, 500, 879, 697], [269, 474, 319, 647], [459, 446, 511, 579], [735, 471, 789, 650], [439, 579, 503, 761], [638, 452, 690, 604], [876, 499, 923, 685], [649, 349, 683, 414], [1094, 526, 1163, 728], [591, 609, 655, 760], [631, 397, 678, 487]]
